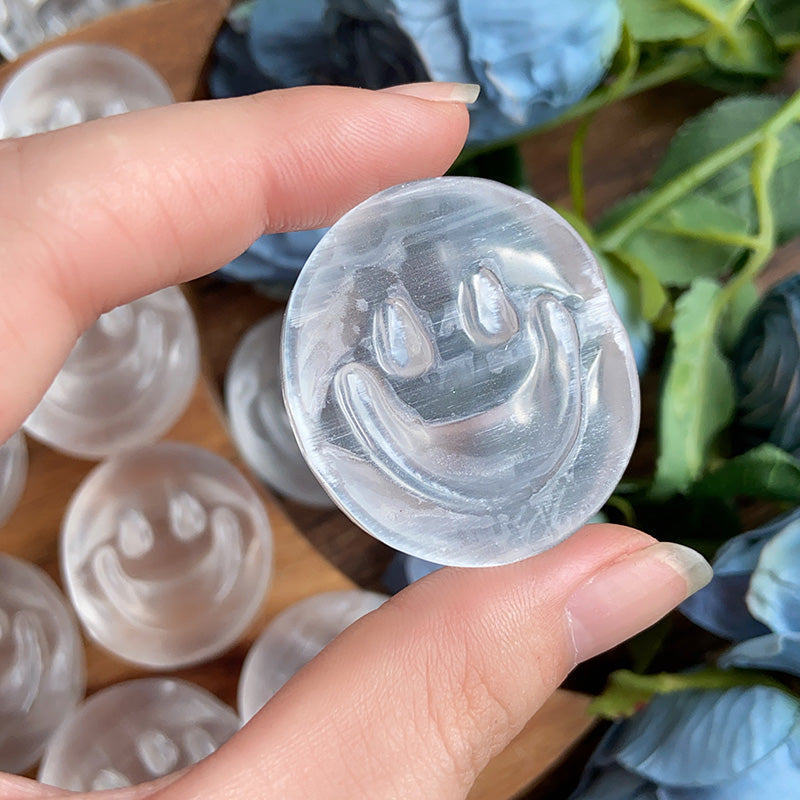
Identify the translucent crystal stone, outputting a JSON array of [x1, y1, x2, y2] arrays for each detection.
[[24, 287, 199, 459], [0, 431, 27, 526], [0, 43, 171, 137], [282, 177, 640, 567], [60, 442, 274, 668], [238, 589, 387, 721], [225, 313, 334, 508], [38, 678, 239, 790], [0, 554, 85, 774]]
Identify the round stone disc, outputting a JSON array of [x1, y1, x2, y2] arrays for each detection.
[[238, 589, 387, 722], [0, 43, 173, 138], [24, 287, 199, 460], [0, 431, 27, 527], [60, 442, 274, 668], [0, 554, 85, 774], [38, 678, 239, 791], [225, 313, 334, 508], [282, 177, 639, 567]]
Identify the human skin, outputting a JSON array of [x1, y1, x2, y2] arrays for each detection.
[[0, 83, 712, 800]]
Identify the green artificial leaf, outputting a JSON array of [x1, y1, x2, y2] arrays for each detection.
[[619, 490, 740, 554], [652, 95, 800, 243], [590, 668, 783, 720], [755, 0, 800, 42], [619, 0, 713, 42], [719, 279, 759, 353], [600, 192, 750, 287], [449, 144, 528, 189], [704, 17, 783, 76], [627, 618, 673, 674], [596, 249, 671, 326], [694, 444, 800, 501], [654, 279, 735, 495]]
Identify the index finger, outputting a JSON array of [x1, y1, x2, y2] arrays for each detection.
[[0, 85, 469, 437]]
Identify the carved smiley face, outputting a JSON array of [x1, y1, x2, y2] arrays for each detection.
[[60, 442, 273, 668], [0, 554, 85, 774], [24, 287, 199, 459], [38, 678, 239, 791], [283, 177, 640, 567]]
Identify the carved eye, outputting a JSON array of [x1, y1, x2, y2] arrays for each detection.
[[372, 294, 435, 378], [168, 492, 207, 543], [117, 508, 154, 559], [458, 264, 519, 346]]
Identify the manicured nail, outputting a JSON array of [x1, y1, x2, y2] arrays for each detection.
[[380, 82, 481, 104], [565, 542, 713, 663]]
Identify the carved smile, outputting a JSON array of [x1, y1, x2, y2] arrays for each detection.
[[333, 293, 583, 509], [90, 493, 243, 629], [0, 609, 44, 716]]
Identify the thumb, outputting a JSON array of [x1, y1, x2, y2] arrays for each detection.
[[159, 524, 712, 800]]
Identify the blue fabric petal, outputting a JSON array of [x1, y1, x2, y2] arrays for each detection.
[[734, 273, 800, 455], [659, 724, 800, 799], [748, 518, 800, 633], [404, 555, 443, 583], [217, 228, 329, 285], [209, 24, 278, 99], [679, 512, 800, 640], [458, 0, 621, 127], [569, 763, 660, 800], [327, 0, 621, 144], [720, 633, 800, 677], [615, 687, 800, 787], [248, 0, 331, 86]]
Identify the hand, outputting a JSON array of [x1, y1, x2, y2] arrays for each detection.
[[0, 83, 712, 800]]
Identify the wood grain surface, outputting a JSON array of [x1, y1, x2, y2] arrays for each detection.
[[0, 1, 597, 796]]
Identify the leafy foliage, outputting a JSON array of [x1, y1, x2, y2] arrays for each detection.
[[654, 280, 736, 494]]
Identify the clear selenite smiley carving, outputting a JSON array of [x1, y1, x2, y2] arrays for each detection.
[[60, 443, 274, 668], [0, 431, 27, 527], [38, 678, 239, 791], [0, 554, 85, 774], [24, 287, 199, 460], [225, 313, 334, 508], [282, 177, 640, 567], [238, 589, 387, 722]]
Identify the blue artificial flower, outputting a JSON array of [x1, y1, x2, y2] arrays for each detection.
[[210, 0, 622, 146], [681, 506, 800, 677], [326, 0, 622, 144], [571, 686, 800, 799], [733, 274, 800, 457], [217, 228, 329, 297]]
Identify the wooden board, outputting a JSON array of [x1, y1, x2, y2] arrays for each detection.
[[0, 2, 595, 795]]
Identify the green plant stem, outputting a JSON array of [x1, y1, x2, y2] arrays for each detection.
[[568, 116, 593, 218], [455, 49, 706, 165], [717, 134, 779, 306], [777, 33, 800, 52], [598, 88, 800, 252]]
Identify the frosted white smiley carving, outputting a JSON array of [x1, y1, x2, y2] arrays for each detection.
[[38, 678, 239, 792], [225, 313, 334, 508], [61, 443, 273, 668], [0, 555, 85, 774], [282, 177, 640, 567], [24, 287, 199, 459], [0, 431, 27, 526]]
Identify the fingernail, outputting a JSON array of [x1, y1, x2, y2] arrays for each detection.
[[565, 542, 713, 663], [380, 82, 481, 104]]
